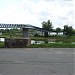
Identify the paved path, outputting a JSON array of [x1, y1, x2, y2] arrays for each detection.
[[0, 48, 75, 75]]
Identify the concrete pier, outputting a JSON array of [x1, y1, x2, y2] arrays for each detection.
[[23, 28, 29, 38]]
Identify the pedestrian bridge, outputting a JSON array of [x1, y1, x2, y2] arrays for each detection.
[[0, 24, 35, 28], [0, 23, 48, 32], [0, 23, 50, 38]]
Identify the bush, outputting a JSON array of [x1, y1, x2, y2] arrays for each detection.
[[44, 40, 48, 43], [34, 33, 40, 37]]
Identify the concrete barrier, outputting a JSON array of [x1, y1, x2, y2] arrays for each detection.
[[5, 38, 31, 48]]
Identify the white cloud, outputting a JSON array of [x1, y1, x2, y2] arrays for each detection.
[[0, 0, 74, 29]]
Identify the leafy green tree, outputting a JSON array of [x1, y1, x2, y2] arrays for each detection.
[[68, 26, 73, 36], [63, 25, 73, 36], [42, 20, 53, 37], [56, 27, 61, 35], [72, 29, 75, 35]]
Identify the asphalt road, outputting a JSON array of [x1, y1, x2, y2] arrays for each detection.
[[0, 48, 75, 75]]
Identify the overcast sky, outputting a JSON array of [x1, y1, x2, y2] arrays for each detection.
[[0, 0, 74, 29]]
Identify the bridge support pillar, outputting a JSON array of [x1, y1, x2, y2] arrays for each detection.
[[23, 28, 29, 38]]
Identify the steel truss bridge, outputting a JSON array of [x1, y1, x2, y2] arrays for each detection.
[[0, 23, 50, 32], [0, 23, 53, 38]]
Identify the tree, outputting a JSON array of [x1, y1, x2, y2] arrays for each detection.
[[56, 27, 61, 35], [42, 20, 53, 37], [63, 25, 73, 36]]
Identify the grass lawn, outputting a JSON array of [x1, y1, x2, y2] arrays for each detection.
[[0, 42, 4, 48], [27, 43, 75, 48], [0, 35, 75, 48], [0, 41, 75, 48]]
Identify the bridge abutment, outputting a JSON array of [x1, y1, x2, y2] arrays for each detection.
[[5, 28, 31, 48], [5, 38, 31, 48]]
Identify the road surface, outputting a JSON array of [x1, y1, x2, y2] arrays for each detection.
[[0, 48, 75, 75]]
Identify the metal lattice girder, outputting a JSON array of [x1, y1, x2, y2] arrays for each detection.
[[0, 23, 51, 32], [0, 24, 29, 28]]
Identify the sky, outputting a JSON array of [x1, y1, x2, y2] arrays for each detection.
[[0, 0, 74, 29]]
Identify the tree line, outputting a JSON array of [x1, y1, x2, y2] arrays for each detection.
[[42, 20, 74, 37], [0, 29, 22, 36]]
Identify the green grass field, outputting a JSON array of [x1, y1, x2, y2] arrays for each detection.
[[0, 42, 4, 48], [1, 41, 75, 48], [27, 43, 75, 48], [0, 35, 75, 48]]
